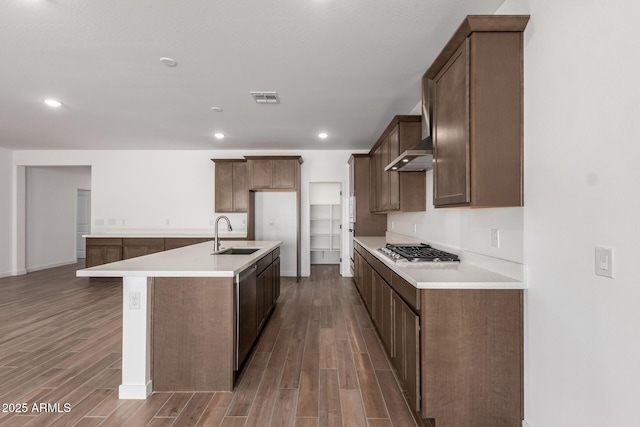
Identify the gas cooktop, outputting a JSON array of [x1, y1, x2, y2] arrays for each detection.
[[378, 243, 460, 263]]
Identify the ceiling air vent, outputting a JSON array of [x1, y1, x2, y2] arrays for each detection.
[[250, 91, 279, 104]]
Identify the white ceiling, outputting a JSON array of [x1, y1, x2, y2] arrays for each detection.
[[0, 0, 505, 151]]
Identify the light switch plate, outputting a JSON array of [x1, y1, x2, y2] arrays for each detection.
[[595, 246, 614, 278]]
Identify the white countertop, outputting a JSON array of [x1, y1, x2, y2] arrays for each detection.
[[355, 236, 526, 290], [76, 240, 280, 278]]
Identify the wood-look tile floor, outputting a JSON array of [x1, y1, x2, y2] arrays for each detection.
[[0, 262, 423, 427]]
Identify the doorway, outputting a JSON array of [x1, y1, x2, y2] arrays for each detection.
[[309, 182, 342, 265]]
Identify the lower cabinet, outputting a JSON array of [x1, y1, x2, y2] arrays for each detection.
[[256, 249, 281, 333], [353, 241, 524, 427], [86, 237, 218, 269], [392, 292, 420, 412], [86, 238, 122, 268], [372, 270, 392, 354], [122, 238, 165, 259], [355, 245, 412, 397]]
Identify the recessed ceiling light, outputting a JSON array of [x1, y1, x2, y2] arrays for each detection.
[[402, 158, 409, 163], [214, 133, 225, 139], [318, 132, 328, 139], [44, 99, 63, 108], [160, 57, 177, 67], [210, 107, 223, 112], [391, 166, 398, 170]]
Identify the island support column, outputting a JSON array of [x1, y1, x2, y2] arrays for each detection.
[[119, 276, 153, 399]]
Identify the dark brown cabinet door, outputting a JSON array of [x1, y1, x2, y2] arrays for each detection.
[[215, 162, 234, 212], [213, 160, 248, 213], [256, 269, 266, 331], [86, 238, 123, 268], [372, 271, 393, 354], [433, 39, 471, 207], [250, 159, 273, 189], [379, 141, 389, 211], [403, 300, 420, 413], [122, 238, 165, 260], [388, 126, 400, 210], [273, 257, 280, 301], [273, 159, 297, 189], [391, 292, 421, 413], [232, 162, 248, 212]]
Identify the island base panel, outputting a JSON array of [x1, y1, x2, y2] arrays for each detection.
[[152, 276, 235, 391]]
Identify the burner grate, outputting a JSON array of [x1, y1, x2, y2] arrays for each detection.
[[385, 243, 459, 262]]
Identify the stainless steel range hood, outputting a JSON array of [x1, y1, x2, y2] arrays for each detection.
[[385, 136, 433, 172], [385, 78, 434, 172]]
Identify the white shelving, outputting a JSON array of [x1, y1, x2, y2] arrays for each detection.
[[310, 203, 341, 264]]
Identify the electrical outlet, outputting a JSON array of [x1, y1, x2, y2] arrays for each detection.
[[108, 218, 116, 226], [491, 229, 500, 248], [129, 292, 141, 310], [413, 223, 417, 234], [391, 221, 395, 229], [242, 219, 246, 226], [595, 247, 614, 278], [165, 218, 170, 225]]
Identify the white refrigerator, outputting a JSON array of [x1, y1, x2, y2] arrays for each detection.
[[254, 192, 297, 277]]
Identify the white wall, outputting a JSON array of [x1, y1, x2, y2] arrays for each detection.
[[0, 148, 12, 277], [25, 166, 91, 271], [507, 1, 639, 425], [10, 149, 352, 276]]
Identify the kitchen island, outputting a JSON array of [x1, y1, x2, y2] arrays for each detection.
[[76, 240, 281, 399]]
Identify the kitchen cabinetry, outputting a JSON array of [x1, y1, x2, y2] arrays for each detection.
[[369, 116, 425, 213], [212, 159, 248, 212], [352, 239, 522, 426], [86, 237, 219, 269], [164, 238, 211, 250], [392, 291, 420, 412], [256, 247, 280, 333], [122, 238, 165, 260], [245, 156, 302, 191], [86, 238, 122, 268], [237, 264, 257, 370], [348, 155, 386, 236], [424, 15, 529, 207]]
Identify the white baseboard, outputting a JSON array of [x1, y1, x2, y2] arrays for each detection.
[[118, 381, 153, 399], [0, 269, 27, 278], [26, 259, 78, 273]]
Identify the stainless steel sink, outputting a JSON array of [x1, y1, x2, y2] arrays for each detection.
[[215, 248, 261, 255]]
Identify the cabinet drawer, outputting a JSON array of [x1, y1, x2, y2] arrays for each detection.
[[272, 247, 280, 259], [370, 256, 392, 284], [257, 252, 273, 275], [391, 272, 420, 312], [87, 238, 122, 246]]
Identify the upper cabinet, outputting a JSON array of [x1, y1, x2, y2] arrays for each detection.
[[212, 159, 248, 212], [424, 15, 529, 208], [245, 156, 303, 191], [369, 116, 426, 213], [348, 154, 386, 236]]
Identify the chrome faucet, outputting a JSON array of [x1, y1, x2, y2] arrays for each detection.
[[214, 215, 233, 252]]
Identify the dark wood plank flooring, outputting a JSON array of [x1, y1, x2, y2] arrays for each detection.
[[0, 262, 422, 426]]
